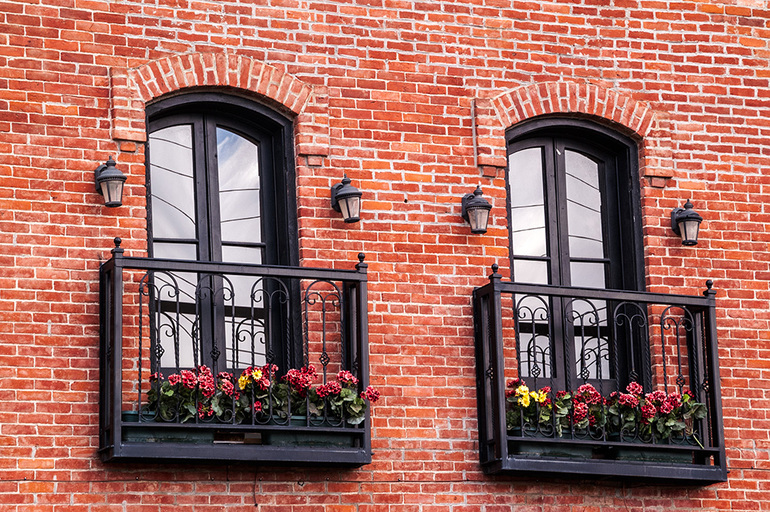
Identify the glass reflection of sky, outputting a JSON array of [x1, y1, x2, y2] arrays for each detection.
[[149, 125, 196, 240], [509, 148, 547, 258], [216, 128, 261, 243]]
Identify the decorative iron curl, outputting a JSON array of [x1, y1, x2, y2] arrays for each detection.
[[514, 294, 550, 323]]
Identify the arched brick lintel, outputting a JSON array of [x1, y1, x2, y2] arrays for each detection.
[[110, 53, 329, 163], [475, 81, 673, 183]]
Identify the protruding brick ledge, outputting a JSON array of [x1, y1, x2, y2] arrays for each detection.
[[110, 53, 329, 165]]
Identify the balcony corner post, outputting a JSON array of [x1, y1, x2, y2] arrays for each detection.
[[702, 279, 727, 478], [110, 237, 125, 456], [355, 253, 371, 458], [488, 263, 507, 461]]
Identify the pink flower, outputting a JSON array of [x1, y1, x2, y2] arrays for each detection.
[[168, 374, 181, 386], [253, 401, 263, 413], [150, 372, 163, 382]]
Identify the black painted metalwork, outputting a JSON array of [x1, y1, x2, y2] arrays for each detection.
[[473, 270, 727, 483], [99, 239, 371, 465]]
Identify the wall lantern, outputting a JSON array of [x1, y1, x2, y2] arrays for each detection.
[[671, 199, 703, 246], [94, 156, 127, 207], [331, 175, 362, 223], [461, 185, 492, 234]]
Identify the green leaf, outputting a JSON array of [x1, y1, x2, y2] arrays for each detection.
[[346, 415, 365, 425]]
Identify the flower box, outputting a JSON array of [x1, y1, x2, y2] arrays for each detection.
[[262, 416, 358, 448], [121, 412, 214, 444]]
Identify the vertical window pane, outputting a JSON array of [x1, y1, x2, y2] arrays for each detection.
[[216, 127, 262, 244], [148, 125, 196, 240], [509, 148, 547, 258], [565, 150, 603, 259]]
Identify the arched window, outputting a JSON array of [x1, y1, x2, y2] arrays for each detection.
[[506, 118, 643, 391], [145, 93, 298, 372]]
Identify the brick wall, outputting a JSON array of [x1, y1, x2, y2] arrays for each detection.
[[1, 0, 769, 509]]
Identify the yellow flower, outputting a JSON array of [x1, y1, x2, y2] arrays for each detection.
[[516, 386, 531, 408], [534, 390, 548, 404], [251, 368, 263, 381], [238, 373, 250, 390]]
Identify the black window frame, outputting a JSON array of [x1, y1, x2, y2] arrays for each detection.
[[505, 117, 645, 392], [145, 92, 299, 268], [144, 92, 301, 373]]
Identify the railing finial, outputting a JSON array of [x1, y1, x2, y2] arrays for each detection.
[[112, 237, 124, 255], [356, 253, 367, 273], [704, 279, 715, 299], [490, 263, 501, 281]]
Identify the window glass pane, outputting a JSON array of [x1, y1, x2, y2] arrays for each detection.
[[565, 150, 604, 259], [221, 245, 262, 265], [148, 125, 196, 240], [216, 127, 262, 244], [509, 148, 547, 257], [570, 261, 606, 289], [513, 259, 548, 285], [152, 242, 197, 261]]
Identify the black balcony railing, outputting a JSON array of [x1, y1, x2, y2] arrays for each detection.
[[99, 239, 371, 466], [473, 265, 727, 483]]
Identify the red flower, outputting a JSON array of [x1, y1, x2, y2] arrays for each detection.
[[253, 401, 263, 413], [361, 385, 380, 403], [168, 374, 181, 386], [317, 381, 342, 398], [626, 382, 643, 396], [284, 365, 317, 394], [618, 393, 639, 408], [197, 365, 216, 398], [219, 379, 236, 397], [197, 403, 213, 419], [336, 370, 359, 386], [573, 402, 588, 422], [180, 370, 197, 390], [641, 403, 656, 421]]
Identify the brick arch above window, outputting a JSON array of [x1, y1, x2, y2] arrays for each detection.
[[110, 53, 329, 165], [474, 81, 673, 185]]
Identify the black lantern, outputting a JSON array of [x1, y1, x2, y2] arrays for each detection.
[[461, 185, 492, 234], [94, 156, 127, 207], [671, 199, 703, 246], [331, 175, 362, 223]]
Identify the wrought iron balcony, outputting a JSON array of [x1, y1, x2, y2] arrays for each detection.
[[99, 239, 371, 466], [473, 265, 727, 483]]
